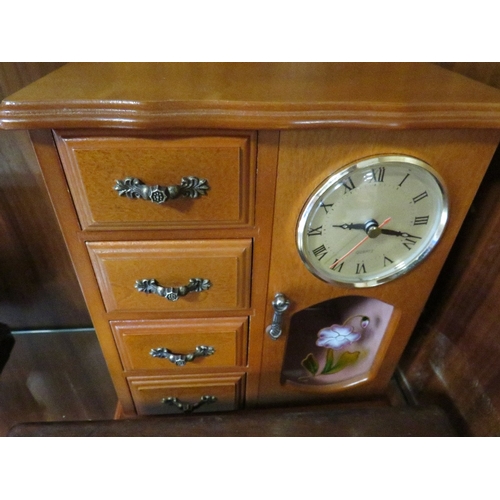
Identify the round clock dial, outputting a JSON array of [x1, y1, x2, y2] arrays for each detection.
[[296, 155, 448, 287]]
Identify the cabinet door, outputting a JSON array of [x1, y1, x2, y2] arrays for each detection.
[[257, 128, 499, 406]]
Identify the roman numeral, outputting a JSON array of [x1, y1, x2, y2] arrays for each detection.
[[383, 255, 394, 267], [342, 177, 356, 193], [413, 215, 429, 226], [412, 191, 428, 203], [320, 202, 334, 214], [403, 236, 421, 250], [368, 167, 385, 182], [307, 226, 323, 236], [312, 244, 328, 261], [355, 263, 366, 274], [398, 173, 410, 187], [330, 259, 344, 272]]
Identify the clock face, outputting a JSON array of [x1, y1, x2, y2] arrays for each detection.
[[296, 155, 448, 287]]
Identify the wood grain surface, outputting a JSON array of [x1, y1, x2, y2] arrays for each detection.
[[128, 372, 246, 415], [400, 146, 500, 436], [55, 131, 256, 230], [2, 63, 500, 427], [258, 127, 500, 406], [2, 63, 500, 130], [7, 405, 457, 437], [87, 239, 253, 313], [397, 63, 500, 436], [110, 317, 248, 371]]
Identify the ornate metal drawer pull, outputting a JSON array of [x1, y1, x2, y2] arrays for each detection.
[[114, 176, 209, 204], [135, 278, 212, 302], [162, 395, 217, 413], [266, 292, 290, 340], [150, 345, 215, 366]]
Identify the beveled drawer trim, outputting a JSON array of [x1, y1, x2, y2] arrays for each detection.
[[87, 239, 252, 313], [54, 133, 255, 230], [128, 373, 246, 415], [111, 317, 248, 371]]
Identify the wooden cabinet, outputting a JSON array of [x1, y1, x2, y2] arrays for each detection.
[[2, 63, 500, 417]]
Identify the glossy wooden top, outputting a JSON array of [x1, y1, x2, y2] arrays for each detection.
[[2, 62, 500, 130]]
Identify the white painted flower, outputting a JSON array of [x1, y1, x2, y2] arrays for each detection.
[[316, 324, 362, 350]]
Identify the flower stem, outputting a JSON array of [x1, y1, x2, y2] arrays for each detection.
[[342, 314, 369, 326]]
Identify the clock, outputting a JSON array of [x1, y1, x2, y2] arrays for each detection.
[[296, 155, 448, 287]]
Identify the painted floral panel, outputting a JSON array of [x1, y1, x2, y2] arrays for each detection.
[[281, 296, 394, 386]]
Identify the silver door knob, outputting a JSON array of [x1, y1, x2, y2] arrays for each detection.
[[266, 292, 290, 340]]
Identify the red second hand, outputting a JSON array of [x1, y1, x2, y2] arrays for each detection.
[[329, 217, 392, 269]]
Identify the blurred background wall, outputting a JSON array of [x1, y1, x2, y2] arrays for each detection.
[[0, 63, 90, 330]]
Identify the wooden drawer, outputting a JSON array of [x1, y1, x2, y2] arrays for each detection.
[[54, 132, 255, 230], [128, 373, 245, 415], [111, 317, 248, 371], [87, 239, 252, 313]]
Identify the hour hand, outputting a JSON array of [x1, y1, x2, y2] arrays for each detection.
[[332, 223, 366, 230], [380, 228, 421, 239]]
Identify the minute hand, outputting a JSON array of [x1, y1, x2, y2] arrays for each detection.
[[380, 228, 422, 239]]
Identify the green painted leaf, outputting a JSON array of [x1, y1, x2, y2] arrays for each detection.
[[322, 350, 360, 375], [320, 348, 336, 375], [335, 351, 360, 369], [301, 353, 319, 375]]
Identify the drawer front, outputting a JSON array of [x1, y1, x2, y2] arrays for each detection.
[[111, 317, 248, 371], [128, 373, 245, 415], [87, 239, 252, 313], [55, 133, 255, 230]]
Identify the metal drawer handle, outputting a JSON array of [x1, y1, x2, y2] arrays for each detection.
[[114, 176, 209, 204], [162, 395, 217, 413], [150, 345, 215, 366], [135, 278, 212, 302], [266, 292, 290, 340]]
